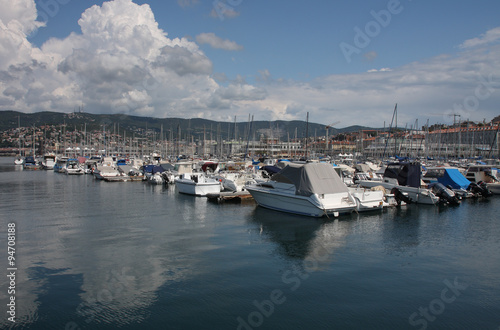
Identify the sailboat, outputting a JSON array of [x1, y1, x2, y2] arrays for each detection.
[[14, 116, 23, 165]]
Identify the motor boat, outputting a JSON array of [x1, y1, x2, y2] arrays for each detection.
[[245, 162, 357, 217], [356, 162, 439, 205]]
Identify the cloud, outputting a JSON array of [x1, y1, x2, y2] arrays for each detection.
[[459, 27, 500, 49], [1, 0, 499, 127], [364, 51, 378, 61], [0, 0, 223, 117], [257, 42, 500, 125], [177, 0, 199, 8], [209, 2, 241, 20], [0, 0, 44, 35], [195, 32, 243, 51], [367, 68, 392, 73]]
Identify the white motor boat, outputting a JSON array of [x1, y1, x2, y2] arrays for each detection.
[[357, 162, 439, 205], [54, 157, 69, 173], [41, 153, 57, 170], [245, 162, 357, 217], [175, 173, 222, 196], [214, 171, 264, 192], [348, 187, 385, 212], [93, 165, 122, 180], [465, 164, 500, 195], [64, 159, 84, 175]]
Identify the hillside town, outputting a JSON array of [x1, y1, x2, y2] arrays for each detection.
[[1, 113, 499, 161]]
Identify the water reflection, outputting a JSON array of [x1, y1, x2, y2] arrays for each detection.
[[0, 162, 221, 328], [247, 208, 353, 270], [381, 206, 421, 256]]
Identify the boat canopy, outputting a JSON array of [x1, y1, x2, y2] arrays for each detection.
[[438, 168, 471, 190], [272, 162, 348, 196], [143, 165, 165, 174], [262, 165, 281, 175], [383, 162, 421, 188]]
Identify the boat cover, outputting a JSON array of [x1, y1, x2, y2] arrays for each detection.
[[384, 162, 421, 188], [272, 162, 348, 196], [143, 165, 165, 174], [438, 168, 471, 189], [262, 165, 281, 175]]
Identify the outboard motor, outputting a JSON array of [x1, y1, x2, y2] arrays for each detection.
[[468, 182, 492, 197], [430, 183, 460, 206], [391, 187, 412, 205]]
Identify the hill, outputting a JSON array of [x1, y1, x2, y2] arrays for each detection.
[[0, 110, 372, 139]]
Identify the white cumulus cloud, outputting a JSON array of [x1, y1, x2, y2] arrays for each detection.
[[459, 27, 500, 49], [195, 32, 243, 51]]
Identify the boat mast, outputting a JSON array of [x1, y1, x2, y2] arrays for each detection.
[[305, 112, 309, 160], [382, 103, 397, 160], [244, 115, 253, 161]]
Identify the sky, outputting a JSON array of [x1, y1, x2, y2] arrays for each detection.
[[1, 0, 500, 128]]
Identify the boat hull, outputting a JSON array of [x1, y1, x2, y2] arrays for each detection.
[[486, 183, 500, 195], [357, 180, 439, 205], [245, 186, 356, 217], [175, 179, 221, 196], [349, 188, 385, 212]]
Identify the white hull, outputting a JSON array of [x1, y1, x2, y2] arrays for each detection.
[[93, 166, 121, 180], [65, 168, 85, 175], [175, 179, 221, 196], [245, 185, 356, 217], [349, 187, 385, 212], [486, 183, 500, 195], [357, 180, 439, 205]]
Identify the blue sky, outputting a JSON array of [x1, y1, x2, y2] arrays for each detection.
[[2, 0, 500, 128]]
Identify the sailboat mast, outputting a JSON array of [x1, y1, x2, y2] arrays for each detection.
[[305, 112, 309, 160]]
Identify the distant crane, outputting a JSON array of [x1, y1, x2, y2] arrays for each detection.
[[448, 113, 461, 126], [325, 121, 341, 153]]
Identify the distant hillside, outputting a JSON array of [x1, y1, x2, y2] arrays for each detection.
[[0, 110, 373, 139]]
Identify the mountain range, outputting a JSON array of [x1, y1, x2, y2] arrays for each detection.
[[0, 111, 372, 140]]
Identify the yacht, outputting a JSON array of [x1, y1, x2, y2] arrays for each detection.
[[245, 162, 357, 217]]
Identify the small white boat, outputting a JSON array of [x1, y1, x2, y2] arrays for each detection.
[[175, 173, 222, 196], [14, 155, 24, 165], [54, 157, 69, 173], [64, 159, 84, 175], [465, 164, 500, 195], [41, 153, 57, 170], [214, 171, 264, 192], [348, 187, 385, 212], [93, 165, 122, 180], [245, 162, 357, 217]]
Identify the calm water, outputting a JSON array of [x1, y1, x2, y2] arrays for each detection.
[[0, 157, 499, 330]]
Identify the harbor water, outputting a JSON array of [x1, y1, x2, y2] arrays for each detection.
[[0, 157, 499, 329]]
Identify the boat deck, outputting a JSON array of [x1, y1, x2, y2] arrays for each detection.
[[206, 191, 254, 203]]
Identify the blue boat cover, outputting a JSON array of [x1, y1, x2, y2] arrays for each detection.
[[438, 169, 470, 190], [143, 165, 165, 174], [262, 165, 281, 174]]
